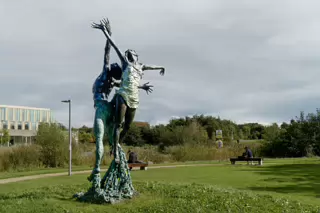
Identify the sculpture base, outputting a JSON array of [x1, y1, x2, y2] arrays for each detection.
[[74, 145, 136, 204]]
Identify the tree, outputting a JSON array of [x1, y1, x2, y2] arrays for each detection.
[[123, 123, 145, 146], [0, 129, 10, 146], [78, 131, 94, 143], [36, 123, 68, 167], [262, 123, 281, 141], [261, 109, 320, 157]]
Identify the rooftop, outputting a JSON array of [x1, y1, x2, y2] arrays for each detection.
[[0, 105, 51, 111]]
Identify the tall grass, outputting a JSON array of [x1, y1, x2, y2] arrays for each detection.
[[0, 145, 41, 172], [0, 142, 262, 172]]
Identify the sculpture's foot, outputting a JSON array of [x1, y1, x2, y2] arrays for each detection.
[[74, 144, 135, 204], [87, 174, 94, 182], [87, 170, 100, 182], [73, 192, 84, 198]]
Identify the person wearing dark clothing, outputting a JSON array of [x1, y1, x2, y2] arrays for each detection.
[[242, 146, 253, 165], [127, 150, 144, 164], [244, 147, 253, 158]]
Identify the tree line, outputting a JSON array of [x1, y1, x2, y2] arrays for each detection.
[[76, 115, 266, 146], [75, 109, 320, 158], [262, 109, 320, 157]]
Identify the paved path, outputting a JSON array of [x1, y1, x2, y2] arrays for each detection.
[[0, 163, 221, 184]]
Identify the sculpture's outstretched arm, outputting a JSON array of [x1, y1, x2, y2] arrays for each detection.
[[138, 82, 154, 94], [111, 80, 153, 94], [142, 64, 165, 76], [103, 19, 112, 69], [92, 19, 126, 66]]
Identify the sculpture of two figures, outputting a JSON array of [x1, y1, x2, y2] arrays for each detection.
[[74, 18, 165, 204]]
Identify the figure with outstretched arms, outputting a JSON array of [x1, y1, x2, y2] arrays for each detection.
[[92, 19, 165, 164], [75, 18, 162, 204], [90, 19, 154, 179]]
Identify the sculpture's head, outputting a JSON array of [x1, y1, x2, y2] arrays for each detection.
[[110, 63, 122, 80], [125, 49, 138, 63]]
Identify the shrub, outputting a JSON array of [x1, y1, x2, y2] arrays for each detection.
[[36, 123, 68, 167], [0, 145, 41, 172]]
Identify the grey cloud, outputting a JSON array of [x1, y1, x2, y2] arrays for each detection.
[[1, 0, 320, 127]]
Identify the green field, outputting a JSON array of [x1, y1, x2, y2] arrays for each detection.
[[0, 157, 315, 180], [0, 158, 320, 212], [0, 161, 223, 180]]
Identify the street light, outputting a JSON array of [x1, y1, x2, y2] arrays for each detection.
[[0, 133, 3, 147], [61, 99, 72, 176]]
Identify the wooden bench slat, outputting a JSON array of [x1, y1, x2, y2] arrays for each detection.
[[128, 163, 149, 171], [128, 163, 148, 167], [230, 157, 263, 165], [230, 158, 262, 161]]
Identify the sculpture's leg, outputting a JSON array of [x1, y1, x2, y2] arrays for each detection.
[[100, 119, 114, 188], [113, 95, 127, 164], [88, 101, 108, 181], [119, 107, 136, 143]]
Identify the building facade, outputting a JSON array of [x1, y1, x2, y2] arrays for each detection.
[[0, 105, 54, 145]]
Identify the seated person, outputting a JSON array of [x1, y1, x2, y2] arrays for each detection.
[[238, 146, 253, 159], [127, 150, 145, 164], [243, 146, 253, 158]]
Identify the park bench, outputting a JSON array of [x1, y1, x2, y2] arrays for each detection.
[[230, 157, 263, 165], [128, 163, 148, 171]]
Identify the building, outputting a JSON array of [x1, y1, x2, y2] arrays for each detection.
[[0, 105, 54, 145], [134, 121, 150, 128]]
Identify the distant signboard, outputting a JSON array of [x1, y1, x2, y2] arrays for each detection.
[[216, 130, 222, 139]]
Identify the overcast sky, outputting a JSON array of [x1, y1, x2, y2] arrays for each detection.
[[1, 0, 320, 127]]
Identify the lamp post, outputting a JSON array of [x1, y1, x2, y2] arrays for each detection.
[[61, 99, 72, 176], [0, 133, 3, 147]]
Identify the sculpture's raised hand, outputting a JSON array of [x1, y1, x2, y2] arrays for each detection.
[[93, 18, 126, 65], [140, 82, 154, 95], [91, 22, 105, 31], [160, 68, 165, 76], [101, 18, 111, 34]]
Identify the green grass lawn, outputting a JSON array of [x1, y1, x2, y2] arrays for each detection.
[[0, 158, 320, 212], [0, 161, 224, 180], [1, 157, 317, 180]]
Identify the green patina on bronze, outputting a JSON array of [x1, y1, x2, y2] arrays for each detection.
[[74, 17, 165, 204], [74, 144, 136, 204]]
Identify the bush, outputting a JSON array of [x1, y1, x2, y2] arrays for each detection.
[[0, 145, 41, 172], [166, 143, 245, 162], [36, 123, 68, 167], [0, 129, 10, 146]]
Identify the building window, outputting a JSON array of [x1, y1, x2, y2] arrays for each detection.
[[18, 123, 22, 130], [30, 110, 35, 122], [42, 111, 47, 122], [13, 108, 17, 121], [36, 110, 40, 122], [10, 124, 15, 130], [1, 107, 6, 120], [32, 123, 37, 130], [17, 109, 21, 121], [25, 123, 29, 130], [23, 109, 28, 121], [8, 108, 13, 121], [2, 123, 8, 129]]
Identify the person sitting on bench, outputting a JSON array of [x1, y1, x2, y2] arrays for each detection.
[[243, 146, 253, 158], [127, 150, 144, 164], [241, 146, 253, 165]]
